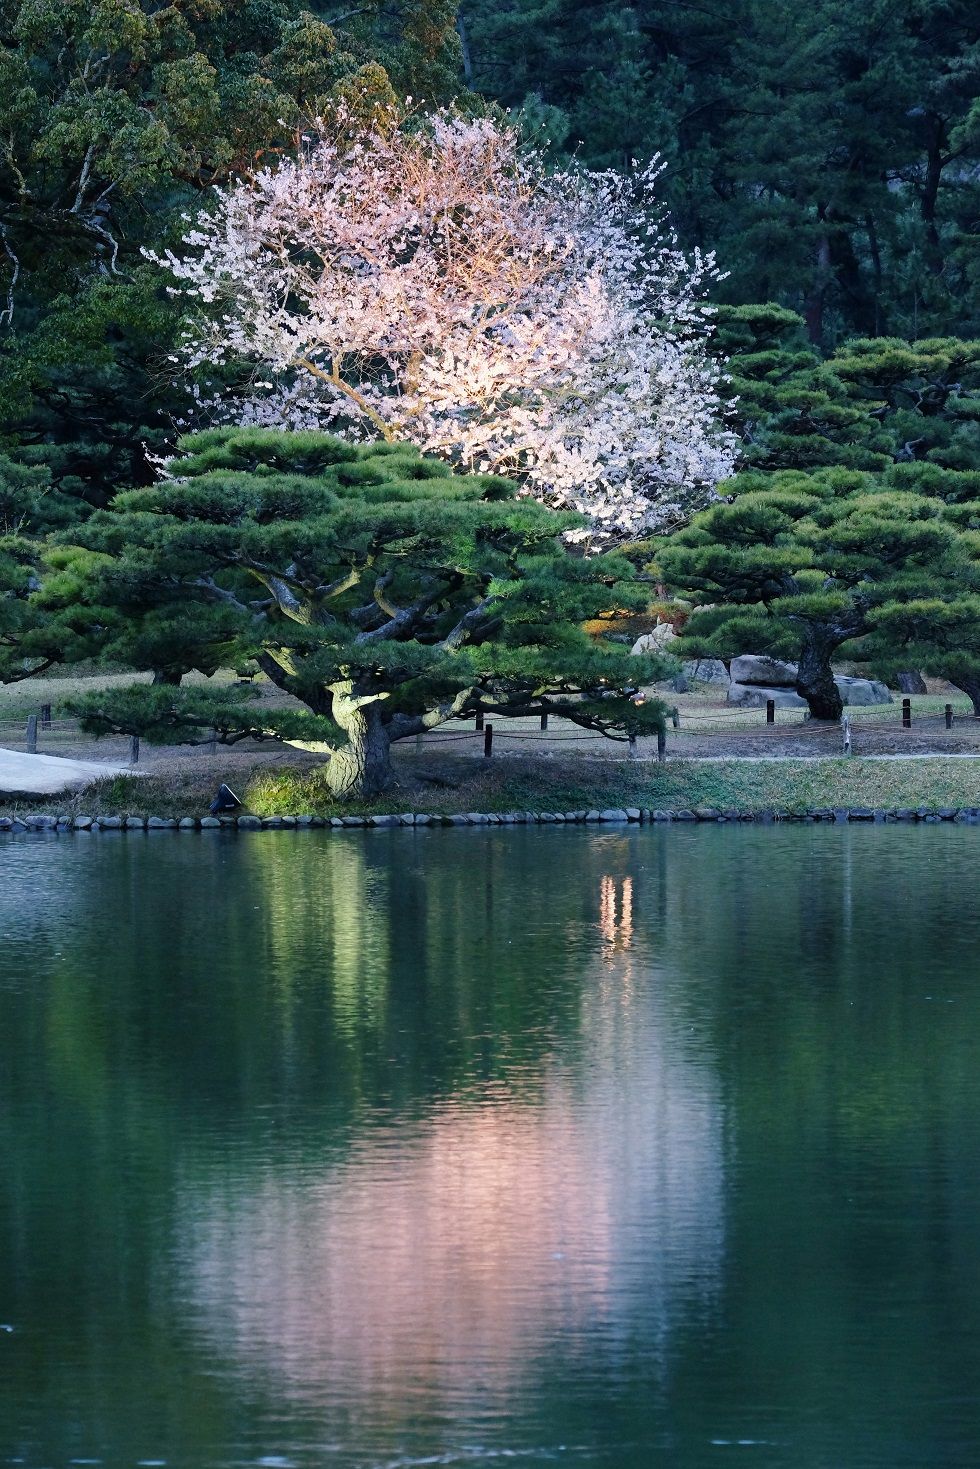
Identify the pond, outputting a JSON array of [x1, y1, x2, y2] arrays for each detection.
[[1, 825, 979, 1469]]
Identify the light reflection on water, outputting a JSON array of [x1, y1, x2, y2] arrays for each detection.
[[176, 973, 724, 1416], [1, 826, 980, 1468]]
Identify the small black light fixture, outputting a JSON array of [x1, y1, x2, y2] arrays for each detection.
[[210, 783, 243, 814]]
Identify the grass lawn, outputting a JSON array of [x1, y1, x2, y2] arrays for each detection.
[[239, 754, 980, 816], [5, 754, 980, 820]]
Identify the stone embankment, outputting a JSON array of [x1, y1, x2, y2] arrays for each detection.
[[2, 806, 979, 832]]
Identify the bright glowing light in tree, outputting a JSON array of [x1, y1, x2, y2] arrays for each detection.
[[152, 106, 736, 539]]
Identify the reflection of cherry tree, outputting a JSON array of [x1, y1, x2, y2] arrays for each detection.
[[154, 109, 735, 539], [174, 952, 725, 1427]]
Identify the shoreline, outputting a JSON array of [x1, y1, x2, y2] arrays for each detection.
[[3, 804, 979, 832]]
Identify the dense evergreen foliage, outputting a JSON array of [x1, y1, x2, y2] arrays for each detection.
[[713, 307, 980, 471], [657, 309, 980, 713], [463, 0, 980, 343]]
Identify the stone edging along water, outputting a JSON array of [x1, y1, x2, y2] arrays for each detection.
[[2, 805, 980, 832]]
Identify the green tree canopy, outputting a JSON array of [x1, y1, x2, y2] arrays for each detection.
[[56, 429, 667, 796], [713, 307, 980, 475]]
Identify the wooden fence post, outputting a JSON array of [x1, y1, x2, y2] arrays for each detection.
[[540, 711, 549, 731], [945, 703, 953, 730], [657, 726, 667, 763], [207, 727, 217, 756], [40, 703, 51, 730], [766, 698, 775, 725], [842, 716, 852, 755], [475, 710, 484, 732], [26, 714, 37, 753], [902, 697, 912, 728], [671, 707, 680, 729], [484, 723, 493, 757], [129, 735, 140, 767], [628, 734, 637, 759]]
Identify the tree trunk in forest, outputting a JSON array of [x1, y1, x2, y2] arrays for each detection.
[[456, 10, 474, 83], [151, 669, 182, 686], [327, 692, 393, 798], [829, 219, 877, 336], [897, 670, 927, 694], [795, 633, 844, 721], [866, 213, 884, 336], [804, 229, 833, 345], [921, 116, 946, 270]]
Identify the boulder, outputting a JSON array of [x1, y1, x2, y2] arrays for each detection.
[[682, 658, 730, 686], [631, 621, 677, 655], [728, 666, 892, 708], [728, 683, 807, 709], [730, 654, 798, 687], [835, 676, 892, 706]]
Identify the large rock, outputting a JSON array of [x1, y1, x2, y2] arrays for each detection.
[[728, 676, 891, 710], [835, 676, 892, 706], [730, 654, 798, 687], [682, 658, 730, 686], [728, 683, 807, 709], [631, 621, 677, 655]]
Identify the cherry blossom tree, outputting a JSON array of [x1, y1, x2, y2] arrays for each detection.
[[152, 107, 736, 539]]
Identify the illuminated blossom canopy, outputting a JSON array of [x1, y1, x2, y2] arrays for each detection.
[[153, 108, 736, 538]]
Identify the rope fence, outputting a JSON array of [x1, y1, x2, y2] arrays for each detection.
[[2, 694, 978, 766]]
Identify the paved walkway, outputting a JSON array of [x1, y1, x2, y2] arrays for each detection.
[[0, 748, 138, 795]]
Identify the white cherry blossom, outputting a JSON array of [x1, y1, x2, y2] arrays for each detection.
[[151, 109, 736, 538]]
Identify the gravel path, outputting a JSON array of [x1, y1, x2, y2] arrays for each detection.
[[0, 748, 139, 795]]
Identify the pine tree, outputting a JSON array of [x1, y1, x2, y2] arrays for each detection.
[[57, 429, 667, 797], [714, 309, 980, 471], [711, 305, 887, 472], [656, 465, 979, 720]]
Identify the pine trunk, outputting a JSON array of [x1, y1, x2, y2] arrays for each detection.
[[796, 634, 843, 721], [952, 677, 980, 718], [327, 694, 393, 798]]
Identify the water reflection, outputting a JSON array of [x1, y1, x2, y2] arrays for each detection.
[[3, 827, 980, 1468], [177, 945, 724, 1421], [599, 874, 633, 953]]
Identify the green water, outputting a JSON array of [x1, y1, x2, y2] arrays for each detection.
[[1, 826, 978, 1468]]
